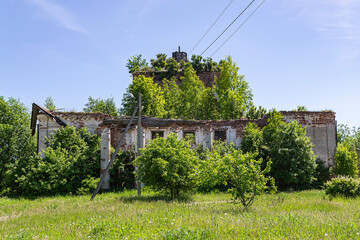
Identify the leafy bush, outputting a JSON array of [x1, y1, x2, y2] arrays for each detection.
[[198, 141, 275, 209], [241, 111, 317, 190], [109, 149, 136, 191], [325, 176, 360, 198], [3, 126, 100, 196], [83, 96, 119, 116], [311, 158, 330, 189], [134, 133, 199, 199], [77, 176, 100, 195], [0, 97, 36, 190], [333, 143, 358, 178]]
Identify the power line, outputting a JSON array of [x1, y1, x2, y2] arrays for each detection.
[[210, 0, 266, 57], [200, 0, 256, 56], [189, 0, 234, 55]]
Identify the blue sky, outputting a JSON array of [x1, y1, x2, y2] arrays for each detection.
[[1, 0, 360, 126]]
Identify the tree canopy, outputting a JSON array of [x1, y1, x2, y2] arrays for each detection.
[[0, 97, 36, 188], [241, 111, 317, 190], [83, 96, 119, 116], [121, 56, 253, 120]]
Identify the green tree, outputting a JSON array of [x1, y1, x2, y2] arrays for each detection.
[[134, 133, 198, 199], [0, 97, 36, 190], [242, 111, 317, 190], [203, 57, 220, 72], [126, 54, 149, 73], [3, 126, 100, 196], [151, 54, 167, 71], [83, 96, 119, 116], [198, 141, 275, 209], [241, 122, 263, 154], [162, 77, 181, 119], [246, 105, 267, 120], [178, 66, 206, 120], [165, 58, 180, 77], [190, 55, 204, 73], [215, 56, 253, 120], [44, 97, 56, 111], [120, 75, 165, 117], [333, 142, 358, 178], [336, 124, 360, 174]]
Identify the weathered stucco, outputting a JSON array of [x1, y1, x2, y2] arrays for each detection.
[[35, 109, 336, 167]]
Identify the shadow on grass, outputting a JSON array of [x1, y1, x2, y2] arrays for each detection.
[[116, 194, 192, 203]]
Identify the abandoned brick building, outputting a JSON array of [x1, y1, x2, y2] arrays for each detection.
[[30, 49, 337, 188]]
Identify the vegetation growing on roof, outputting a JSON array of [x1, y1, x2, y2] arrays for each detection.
[[126, 53, 220, 75], [121, 56, 253, 120]]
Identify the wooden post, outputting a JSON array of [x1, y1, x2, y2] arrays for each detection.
[[91, 105, 138, 200], [136, 92, 143, 196]]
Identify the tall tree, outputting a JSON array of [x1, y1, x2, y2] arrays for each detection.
[[215, 56, 253, 120], [126, 55, 149, 73], [162, 77, 181, 119], [0, 97, 36, 189], [120, 75, 165, 117], [178, 66, 206, 120]]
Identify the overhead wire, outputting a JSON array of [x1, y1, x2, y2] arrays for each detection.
[[199, 0, 256, 56], [211, 0, 266, 57], [189, 0, 234, 55]]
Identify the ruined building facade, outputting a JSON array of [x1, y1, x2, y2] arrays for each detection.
[[31, 103, 336, 175]]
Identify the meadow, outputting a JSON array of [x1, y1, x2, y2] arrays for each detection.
[[1, 190, 360, 239]]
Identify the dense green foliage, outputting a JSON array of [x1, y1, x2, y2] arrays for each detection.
[[3, 126, 100, 196], [198, 142, 275, 209], [120, 75, 165, 117], [121, 56, 253, 120], [110, 149, 136, 191], [126, 54, 149, 73], [325, 176, 360, 198], [333, 143, 358, 177], [134, 133, 198, 199], [83, 96, 119, 116], [337, 124, 360, 174], [0, 97, 36, 191], [241, 112, 317, 190], [246, 105, 267, 120]]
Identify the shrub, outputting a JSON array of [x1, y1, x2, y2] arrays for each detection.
[[134, 133, 198, 199], [333, 143, 358, 178], [3, 126, 100, 196], [109, 149, 136, 191], [325, 176, 360, 198], [242, 111, 317, 190], [311, 158, 330, 189], [77, 176, 100, 195], [198, 141, 275, 209], [0, 97, 36, 190]]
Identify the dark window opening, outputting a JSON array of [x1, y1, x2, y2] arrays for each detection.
[[151, 131, 164, 140], [214, 130, 227, 141], [184, 131, 195, 143]]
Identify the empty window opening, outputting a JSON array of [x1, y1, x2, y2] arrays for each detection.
[[151, 131, 164, 140], [214, 130, 227, 142]]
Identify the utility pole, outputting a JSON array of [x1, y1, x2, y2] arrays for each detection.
[[136, 92, 142, 196]]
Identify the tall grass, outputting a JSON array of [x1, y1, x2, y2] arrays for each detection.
[[1, 190, 360, 239]]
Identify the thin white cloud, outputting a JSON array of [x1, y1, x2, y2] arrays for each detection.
[[280, 0, 360, 61], [28, 0, 86, 33]]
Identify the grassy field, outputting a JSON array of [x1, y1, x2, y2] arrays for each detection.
[[1, 190, 360, 239]]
